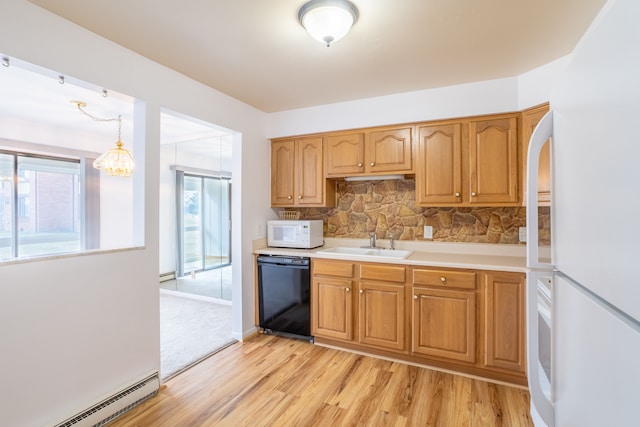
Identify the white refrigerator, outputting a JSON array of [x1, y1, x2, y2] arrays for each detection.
[[525, 0, 640, 426]]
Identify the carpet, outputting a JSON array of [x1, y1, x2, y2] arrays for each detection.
[[160, 291, 236, 380]]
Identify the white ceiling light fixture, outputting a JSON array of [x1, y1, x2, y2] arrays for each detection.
[[298, 0, 359, 47]]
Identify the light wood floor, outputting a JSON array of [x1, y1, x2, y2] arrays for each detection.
[[109, 334, 534, 426]]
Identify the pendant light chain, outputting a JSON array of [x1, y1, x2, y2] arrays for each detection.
[[74, 101, 123, 143]]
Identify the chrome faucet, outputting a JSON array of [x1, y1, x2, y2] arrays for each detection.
[[389, 235, 395, 250], [362, 232, 378, 249]]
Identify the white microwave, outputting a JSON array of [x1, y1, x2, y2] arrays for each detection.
[[267, 220, 324, 249]]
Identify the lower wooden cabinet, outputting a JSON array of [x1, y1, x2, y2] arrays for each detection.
[[481, 271, 527, 374], [411, 287, 476, 363], [309, 258, 526, 385], [311, 259, 407, 352], [311, 276, 353, 341], [358, 281, 405, 351]]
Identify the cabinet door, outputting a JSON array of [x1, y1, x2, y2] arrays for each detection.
[[325, 133, 365, 176], [521, 104, 551, 205], [468, 116, 519, 204], [417, 123, 463, 205], [358, 281, 405, 351], [271, 139, 295, 206], [296, 137, 324, 205], [367, 127, 414, 173], [411, 287, 476, 363], [482, 272, 526, 373], [312, 276, 353, 341]]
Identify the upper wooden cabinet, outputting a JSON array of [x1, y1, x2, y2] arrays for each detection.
[[271, 137, 335, 207], [417, 122, 463, 205], [468, 114, 519, 205], [325, 126, 414, 177], [521, 103, 551, 206], [417, 114, 519, 206]]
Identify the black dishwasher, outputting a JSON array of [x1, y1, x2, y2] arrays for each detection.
[[257, 255, 313, 342]]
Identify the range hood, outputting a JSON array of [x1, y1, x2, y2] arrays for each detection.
[[344, 174, 405, 181]]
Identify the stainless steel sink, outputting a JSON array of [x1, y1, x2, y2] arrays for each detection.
[[317, 247, 412, 259]]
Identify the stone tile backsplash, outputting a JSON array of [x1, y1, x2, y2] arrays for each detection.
[[293, 178, 550, 245]]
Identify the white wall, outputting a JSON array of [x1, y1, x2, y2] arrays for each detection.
[[266, 59, 568, 138], [0, 1, 270, 426]]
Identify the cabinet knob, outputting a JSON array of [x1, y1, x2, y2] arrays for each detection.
[[440, 276, 447, 283], [413, 295, 418, 300], [298, 195, 302, 199], [346, 287, 350, 292], [455, 192, 460, 197], [471, 192, 477, 197], [359, 289, 364, 294], [370, 162, 375, 167], [287, 195, 292, 200], [357, 163, 363, 167]]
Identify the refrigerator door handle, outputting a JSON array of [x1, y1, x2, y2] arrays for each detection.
[[526, 110, 554, 270], [526, 270, 555, 427]]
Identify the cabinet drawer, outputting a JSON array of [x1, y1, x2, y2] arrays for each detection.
[[313, 259, 355, 277], [360, 264, 406, 283], [412, 268, 476, 290]]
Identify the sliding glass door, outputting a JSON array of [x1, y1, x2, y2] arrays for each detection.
[[179, 173, 231, 276]]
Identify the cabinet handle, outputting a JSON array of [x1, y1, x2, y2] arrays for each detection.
[[346, 287, 350, 292], [370, 162, 375, 167], [413, 295, 418, 300], [357, 163, 363, 167], [298, 195, 302, 199], [440, 276, 447, 283], [287, 195, 292, 200], [455, 192, 460, 197], [359, 289, 364, 294], [471, 192, 477, 197]]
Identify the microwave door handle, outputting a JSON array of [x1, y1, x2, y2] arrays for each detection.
[[526, 110, 554, 270]]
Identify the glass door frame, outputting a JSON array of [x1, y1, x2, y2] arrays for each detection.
[[176, 170, 232, 278]]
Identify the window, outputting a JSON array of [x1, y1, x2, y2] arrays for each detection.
[[0, 151, 86, 260], [1, 55, 141, 262]]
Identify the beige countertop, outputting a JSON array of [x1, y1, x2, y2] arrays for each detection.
[[254, 237, 538, 273]]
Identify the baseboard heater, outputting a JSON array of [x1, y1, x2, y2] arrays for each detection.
[[159, 271, 176, 283], [55, 372, 160, 427]]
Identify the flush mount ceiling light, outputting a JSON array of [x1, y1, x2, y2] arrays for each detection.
[[71, 100, 135, 177], [298, 0, 359, 47]]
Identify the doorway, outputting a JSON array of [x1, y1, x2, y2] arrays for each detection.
[[158, 110, 236, 380]]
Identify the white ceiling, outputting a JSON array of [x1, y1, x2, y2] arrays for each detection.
[[28, 0, 607, 113]]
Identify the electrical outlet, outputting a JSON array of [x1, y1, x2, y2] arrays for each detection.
[[257, 223, 264, 237], [424, 225, 433, 239], [519, 227, 527, 242]]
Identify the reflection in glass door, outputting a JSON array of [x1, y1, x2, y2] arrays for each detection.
[[178, 172, 231, 277]]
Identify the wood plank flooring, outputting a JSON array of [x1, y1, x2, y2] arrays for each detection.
[[109, 334, 533, 426]]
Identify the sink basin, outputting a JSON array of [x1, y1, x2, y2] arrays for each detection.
[[318, 247, 412, 259]]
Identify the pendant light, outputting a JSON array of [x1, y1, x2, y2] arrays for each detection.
[[72, 100, 135, 177], [298, 0, 359, 47]]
